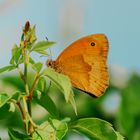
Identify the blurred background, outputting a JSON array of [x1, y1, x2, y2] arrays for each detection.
[[0, 0, 140, 140]]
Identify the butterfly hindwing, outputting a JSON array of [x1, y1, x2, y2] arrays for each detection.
[[83, 54, 109, 96]]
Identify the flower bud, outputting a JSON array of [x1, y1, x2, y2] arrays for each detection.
[[24, 21, 30, 33]]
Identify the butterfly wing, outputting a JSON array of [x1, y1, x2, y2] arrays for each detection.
[[57, 34, 108, 61], [54, 34, 109, 97], [83, 54, 109, 96]]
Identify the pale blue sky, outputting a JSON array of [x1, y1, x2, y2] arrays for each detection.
[[0, 0, 140, 70]]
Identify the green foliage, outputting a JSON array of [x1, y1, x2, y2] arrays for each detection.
[[36, 77, 46, 92], [33, 119, 68, 140], [8, 128, 29, 140], [0, 93, 11, 107], [43, 68, 72, 102], [31, 41, 56, 55], [32, 62, 43, 73], [9, 102, 16, 112], [71, 118, 124, 140], [33, 90, 59, 118], [0, 104, 11, 120], [117, 74, 140, 140], [10, 44, 22, 65], [115, 132, 124, 140], [0, 92, 24, 121], [1, 75, 24, 91], [0, 21, 124, 140], [0, 92, 22, 108], [43, 68, 77, 114], [0, 65, 16, 73]]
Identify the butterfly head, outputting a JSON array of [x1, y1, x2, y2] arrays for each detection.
[[47, 59, 60, 72], [47, 59, 55, 67]]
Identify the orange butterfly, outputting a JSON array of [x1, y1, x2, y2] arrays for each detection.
[[47, 34, 109, 97]]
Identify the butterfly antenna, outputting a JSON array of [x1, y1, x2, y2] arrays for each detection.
[[49, 48, 52, 60], [46, 36, 52, 60]]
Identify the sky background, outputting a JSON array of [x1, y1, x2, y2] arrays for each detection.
[[0, 0, 140, 71]]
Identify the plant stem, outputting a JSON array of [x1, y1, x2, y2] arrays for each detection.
[[24, 61, 31, 115], [17, 101, 25, 120], [23, 96, 30, 133], [28, 74, 40, 99], [23, 46, 33, 135], [16, 101, 26, 129]]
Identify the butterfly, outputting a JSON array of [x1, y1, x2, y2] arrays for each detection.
[[47, 34, 109, 97]]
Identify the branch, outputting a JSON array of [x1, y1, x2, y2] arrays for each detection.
[[16, 101, 26, 129], [27, 74, 40, 100]]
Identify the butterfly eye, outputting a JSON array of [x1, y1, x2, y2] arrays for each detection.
[[91, 42, 96, 46]]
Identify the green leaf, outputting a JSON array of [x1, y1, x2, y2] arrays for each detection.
[[34, 77, 60, 117], [0, 92, 22, 108], [55, 120, 68, 140], [32, 62, 43, 73], [8, 128, 29, 140], [0, 93, 11, 108], [71, 118, 124, 140], [0, 92, 21, 119], [18, 56, 24, 64], [33, 119, 68, 140], [10, 44, 22, 65], [29, 57, 35, 64], [9, 102, 16, 112], [11, 91, 23, 101], [37, 77, 46, 92], [43, 68, 77, 114], [69, 90, 77, 115], [43, 68, 72, 103], [31, 41, 55, 53], [0, 65, 16, 74], [0, 104, 11, 120], [29, 25, 37, 44], [33, 90, 59, 118], [115, 132, 124, 140], [34, 50, 49, 56]]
